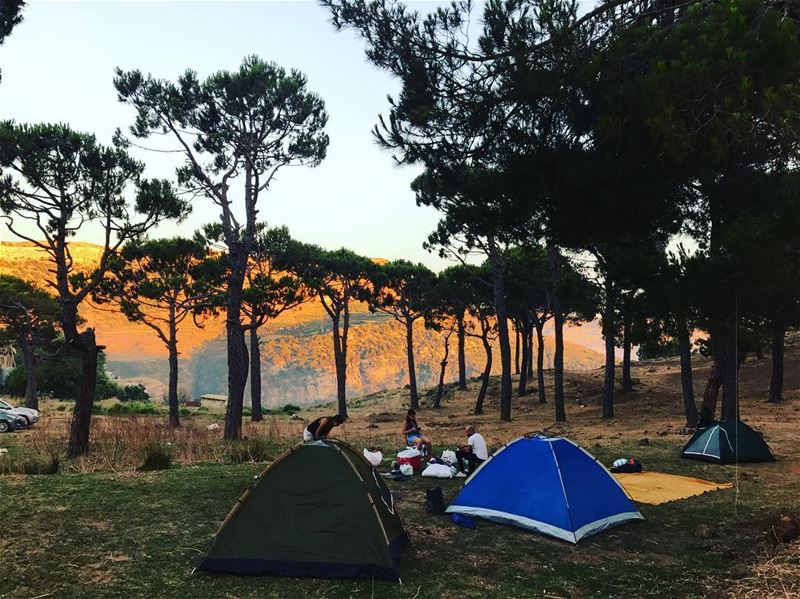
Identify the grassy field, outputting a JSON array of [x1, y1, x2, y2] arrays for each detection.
[[1, 349, 799, 598]]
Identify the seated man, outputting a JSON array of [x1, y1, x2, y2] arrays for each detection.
[[455, 425, 488, 474], [303, 414, 344, 442]]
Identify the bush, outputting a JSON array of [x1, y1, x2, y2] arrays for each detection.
[[139, 442, 172, 471], [179, 407, 191, 416], [281, 404, 301, 414], [106, 401, 161, 416], [117, 384, 150, 403], [225, 437, 282, 464], [637, 338, 681, 360], [0, 453, 60, 475], [3, 342, 119, 400]]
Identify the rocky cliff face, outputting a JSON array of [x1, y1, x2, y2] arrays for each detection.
[[2, 241, 605, 407]]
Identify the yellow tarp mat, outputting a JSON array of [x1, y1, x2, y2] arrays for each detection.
[[613, 471, 733, 505]]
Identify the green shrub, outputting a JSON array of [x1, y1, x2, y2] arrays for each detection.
[[179, 407, 191, 416], [139, 442, 172, 471], [106, 401, 161, 416], [117, 384, 150, 403], [225, 437, 282, 464], [242, 407, 252, 417], [0, 453, 60, 475], [281, 404, 301, 414]]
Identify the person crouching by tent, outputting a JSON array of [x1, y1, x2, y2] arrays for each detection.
[[456, 425, 488, 474], [401, 409, 432, 456], [303, 414, 344, 442]]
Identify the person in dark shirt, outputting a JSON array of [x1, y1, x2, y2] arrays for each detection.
[[401, 409, 432, 456], [303, 414, 344, 442]]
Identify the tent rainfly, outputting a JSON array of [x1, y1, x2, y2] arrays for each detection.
[[196, 439, 408, 580], [446, 435, 644, 543], [681, 420, 775, 464]]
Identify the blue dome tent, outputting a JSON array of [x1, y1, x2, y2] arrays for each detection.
[[445, 436, 643, 543]]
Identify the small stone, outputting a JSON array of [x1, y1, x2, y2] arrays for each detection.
[[695, 524, 715, 539], [729, 564, 751, 580], [366, 423, 379, 429], [639, 438, 651, 447]]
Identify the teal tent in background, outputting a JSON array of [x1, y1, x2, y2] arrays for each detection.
[[681, 420, 775, 464], [197, 439, 408, 580]]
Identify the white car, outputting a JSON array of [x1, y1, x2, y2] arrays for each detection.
[[0, 399, 39, 427]]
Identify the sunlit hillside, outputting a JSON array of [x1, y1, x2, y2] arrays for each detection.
[[0, 241, 605, 405]]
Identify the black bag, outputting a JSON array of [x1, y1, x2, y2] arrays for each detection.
[[425, 487, 446, 514]]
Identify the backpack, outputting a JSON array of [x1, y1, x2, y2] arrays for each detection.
[[425, 487, 446, 514]]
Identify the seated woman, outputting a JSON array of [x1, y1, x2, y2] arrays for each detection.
[[401, 409, 432, 456]]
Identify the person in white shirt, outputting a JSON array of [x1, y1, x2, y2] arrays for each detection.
[[456, 425, 488, 474]]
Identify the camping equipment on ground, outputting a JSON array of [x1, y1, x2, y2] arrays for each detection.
[[610, 458, 643, 473], [425, 487, 446, 514], [196, 439, 408, 580], [399, 463, 414, 477], [363, 448, 383, 467], [421, 463, 457, 478], [441, 450, 457, 466], [681, 420, 775, 464], [613, 471, 733, 505], [397, 448, 422, 471], [446, 435, 644, 543]]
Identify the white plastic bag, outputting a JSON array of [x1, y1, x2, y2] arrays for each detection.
[[363, 448, 383, 467], [421, 463, 455, 479], [399, 463, 414, 477], [441, 450, 457, 466]]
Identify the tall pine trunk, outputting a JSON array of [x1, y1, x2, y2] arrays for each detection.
[[535, 319, 546, 405], [517, 325, 528, 397], [19, 334, 37, 410], [250, 321, 263, 422], [701, 363, 723, 420], [167, 314, 180, 428], [457, 317, 467, 390], [433, 329, 451, 408], [331, 309, 349, 419], [602, 276, 615, 419], [405, 319, 419, 410], [548, 244, 566, 422], [488, 237, 512, 421], [224, 252, 249, 440], [66, 329, 99, 459], [526, 323, 534, 380], [768, 323, 785, 404], [514, 327, 520, 375], [474, 331, 492, 415], [621, 312, 633, 393], [677, 322, 698, 426]]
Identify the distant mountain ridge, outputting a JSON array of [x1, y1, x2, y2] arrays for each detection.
[[0, 241, 605, 406]]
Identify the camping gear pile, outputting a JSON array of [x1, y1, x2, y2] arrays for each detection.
[[396, 448, 422, 471]]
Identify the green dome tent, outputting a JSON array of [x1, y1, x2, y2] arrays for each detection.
[[681, 420, 775, 464], [197, 439, 408, 580]]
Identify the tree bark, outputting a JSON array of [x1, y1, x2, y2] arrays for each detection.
[[714, 333, 738, 421], [19, 334, 37, 410], [517, 324, 528, 397], [535, 319, 546, 405], [457, 316, 467, 390], [677, 322, 697, 427], [433, 329, 451, 409], [621, 312, 633, 393], [330, 304, 350, 419], [250, 322, 263, 422], [66, 329, 99, 459], [526, 323, 534, 380], [514, 327, 520, 375], [602, 276, 615, 419], [488, 237, 512, 421], [701, 363, 722, 420], [474, 331, 492, 415], [405, 319, 420, 410], [548, 244, 566, 422], [768, 324, 785, 404], [167, 310, 180, 428], [223, 249, 249, 440]]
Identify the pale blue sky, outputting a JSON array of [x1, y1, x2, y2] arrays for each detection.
[[0, 0, 456, 269]]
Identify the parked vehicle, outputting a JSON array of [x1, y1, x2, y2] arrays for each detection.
[[0, 409, 27, 433], [0, 399, 40, 427]]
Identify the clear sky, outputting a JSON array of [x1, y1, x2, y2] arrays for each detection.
[[0, 0, 456, 269]]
